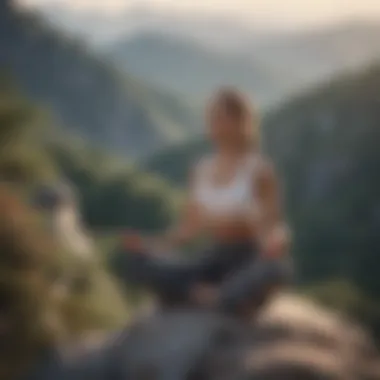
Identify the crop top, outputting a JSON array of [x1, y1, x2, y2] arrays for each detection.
[[192, 154, 261, 220]]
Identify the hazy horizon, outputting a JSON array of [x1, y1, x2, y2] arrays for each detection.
[[18, 0, 380, 31]]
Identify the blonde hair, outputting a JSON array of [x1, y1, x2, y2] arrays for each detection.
[[212, 87, 260, 151]]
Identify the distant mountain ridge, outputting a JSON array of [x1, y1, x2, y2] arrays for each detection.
[[20, 1, 380, 108], [106, 32, 286, 107], [0, 0, 199, 158], [33, 3, 276, 48], [251, 21, 380, 90], [106, 21, 380, 107]]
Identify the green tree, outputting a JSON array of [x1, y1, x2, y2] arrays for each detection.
[[0, 74, 56, 184]]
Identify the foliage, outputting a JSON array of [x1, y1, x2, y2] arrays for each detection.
[[263, 64, 380, 299], [0, 183, 129, 380], [0, 75, 182, 376], [47, 137, 181, 231], [0, 75, 56, 184], [0, 1, 198, 158], [0, 185, 64, 379], [0, 70, 181, 232]]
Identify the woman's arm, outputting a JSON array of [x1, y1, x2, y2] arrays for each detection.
[[155, 200, 201, 251], [147, 167, 203, 252], [254, 159, 290, 258]]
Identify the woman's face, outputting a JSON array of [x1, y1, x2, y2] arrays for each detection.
[[207, 101, 238, 146]]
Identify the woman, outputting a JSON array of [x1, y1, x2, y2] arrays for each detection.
[[122, 88, 292, 315]]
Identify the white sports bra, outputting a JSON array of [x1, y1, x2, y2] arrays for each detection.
[[192, 154, 261, 219]]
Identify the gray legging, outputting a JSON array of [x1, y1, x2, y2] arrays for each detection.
[[114, 240, 292, 312]]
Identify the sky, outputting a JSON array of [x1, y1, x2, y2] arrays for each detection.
[[19, 0, 380, 29]]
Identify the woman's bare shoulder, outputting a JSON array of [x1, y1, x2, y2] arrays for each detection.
[[252, 154, 276, 182]]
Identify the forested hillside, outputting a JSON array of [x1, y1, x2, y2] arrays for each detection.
[[0, 0, 199, 158], [0, 3, 185, 347], [0, 67, 190, 380], [263, 65, 380, 294], [144, 64, 380, 336], [0, 73, 180, 230], [0, 76, 129, 372]]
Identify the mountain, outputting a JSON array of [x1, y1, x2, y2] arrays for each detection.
[[263, 65, 380, 292], [20, 1, 380, 108], [143, 64, 380, 309], [106, 21, 380, 107], [0, 71, 180, 231], [106, 33, 288, 107], [34, 3, 275, 49], [0, 0, 199, 158], [252, 21, 380, 92]]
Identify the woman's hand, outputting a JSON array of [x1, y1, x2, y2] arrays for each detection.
[[122, 231, 171, 256], [190, 283, 219, 307], [262, 225, 290, 259], [122, 230, 146, 253]]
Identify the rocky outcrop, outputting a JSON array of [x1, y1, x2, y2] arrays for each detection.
[[48, 293, 380, 380]]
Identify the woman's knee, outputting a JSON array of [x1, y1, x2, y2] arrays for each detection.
[[218, 257, 293, 313], [260, 258, 294, 286]]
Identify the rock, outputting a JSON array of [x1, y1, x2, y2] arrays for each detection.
[[58, 293, 380, 380], [12, 288, 380, 380]]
